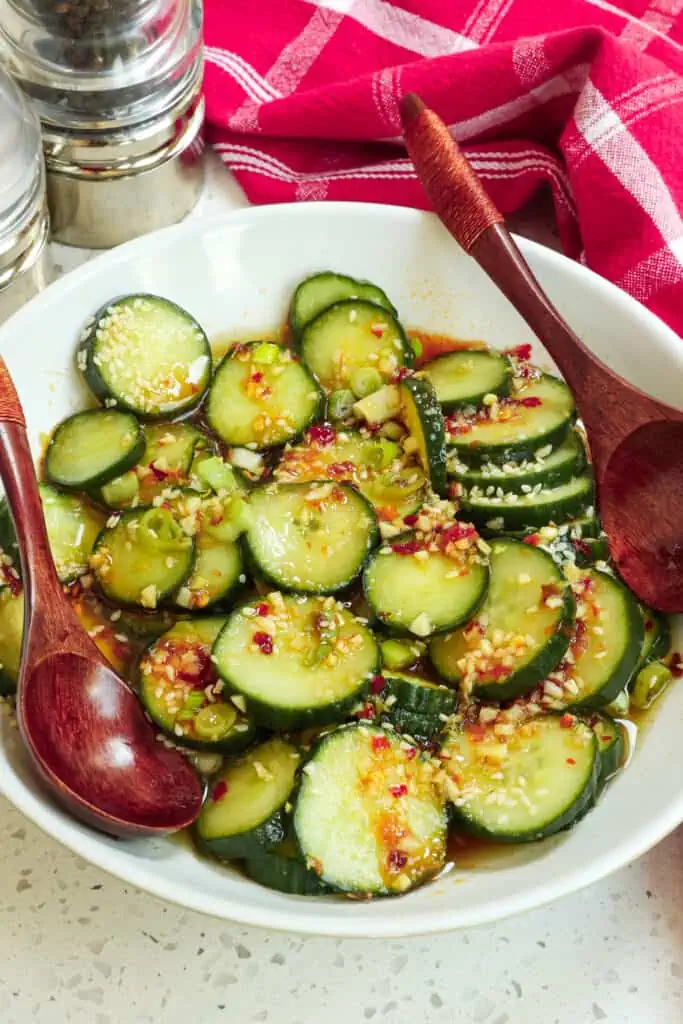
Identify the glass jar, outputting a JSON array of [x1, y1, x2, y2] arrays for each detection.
[[0, 67, 51, 324], [0, 0, 205, 248]]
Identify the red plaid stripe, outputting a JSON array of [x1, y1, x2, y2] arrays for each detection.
[[204, 0, 683, 337]]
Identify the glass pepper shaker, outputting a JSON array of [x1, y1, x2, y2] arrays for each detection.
[[0, 0, 205, 249], [0, 66, 51, 324]]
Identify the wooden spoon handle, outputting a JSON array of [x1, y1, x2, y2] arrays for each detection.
[[0, 357, 62, 609]]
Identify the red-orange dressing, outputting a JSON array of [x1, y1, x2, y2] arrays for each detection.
[[410, 331, 488, 367]]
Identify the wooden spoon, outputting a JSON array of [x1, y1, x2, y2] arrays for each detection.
[[400, 93, 683, 614], [0, 358, 203, 836]]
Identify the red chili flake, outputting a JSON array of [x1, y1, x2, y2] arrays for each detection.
[[572, 539, 592, 558], [504, 343, 533, 361], [445, 420, 473, 436], [488, 664, 510, 680], [519, 396, 542, 408], [670, 652, 683, 678], [464, 722, 488, 741], [177, 647, 216, 688], [392, 367, 413, 383], [356, 704, 376, 721], [253, 631, 274, 655], [523, 533, 541, 546], [403, 513, 419, 527], [370, 322, 386, 338], [566, 757, 576, 766], [2, 568, 21, 597], [387, 849, 408, 872], [256, 603, 270, 617], [439, 522, 478, 544], [644, 619, 654, 631], [211, 781, 229, 803], [541, 582, 561, 602], [372, 735, 391, 752], [148, 460, 171, 481], [371, 675, 385, 694], [308, 424, 337, 446], [390, 784, 408, 798], [448, 482, 463, 501], [326, 460, 355, 480], [250, 371, 264, 383], [405, 747, 417, 760], [559, 713, 574, 729], [377, 505, 398, 523], [391, 540, 423, 556], [600, 734, 611, 743]]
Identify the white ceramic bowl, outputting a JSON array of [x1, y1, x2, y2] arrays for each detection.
[[0, 204, 681, 937]]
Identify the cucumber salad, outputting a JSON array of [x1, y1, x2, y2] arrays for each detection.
[[0, 274, 679, 900]]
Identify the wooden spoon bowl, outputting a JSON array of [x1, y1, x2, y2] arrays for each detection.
[[400, 94, 683, 613], [0, 362, 203, 837]]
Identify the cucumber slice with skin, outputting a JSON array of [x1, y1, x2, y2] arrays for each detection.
[[363, 530, 489, 637], [638, 606, 671, 669], [173, 535, 244, 611], [420, 349, 512, 411], [429, 538, 575, 702], [441, 714, 599, 842], [551, 569, 644, 711], [244, 840, 329, 896], [589, 714, 625, 786], [206, 342, 323, 451], [245, 481, 378, 595], [0, 588, 23, 696], [45, 410, 144, 490], [399, 376, 447, 497], [381, 638, 424, 672], [383, 672, 457, 719], [289, 271, 397, 336], [195, 738, 301, 861], [77, 294, 211, 420], [90, 507, 195, 609], [446, 374, 575, 464], [275, 427, 428, 520], [385, 707, 445, 744], [294, 724, 447, 895], [448, 430, 585, 494], [299, 300, 412, 393], [631, 661, 672, 710], [40, 484, 105, 584], [138, 619, 256, 752], [461, 474, 594, 533], [212, 594, 380, 730]]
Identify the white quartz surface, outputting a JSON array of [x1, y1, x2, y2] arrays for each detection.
[[1, 154, 681, 1024]]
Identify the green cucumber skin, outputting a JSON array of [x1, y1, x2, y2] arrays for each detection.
[[449, 725, 601, 843], [77, 295, 211, 421], [195, 809, 288, 862], [244, 850, 329, 896], [381, 707, 443, 743], [567, 573, 645, 712], [383, 673, 457, 717], [289, 272, 398, 337], [245, 484, 380, 597], [448, 419, 574, 467], [593, 718, 625, 789], [228, 678, 374, 733], [449, 432, 585, 493], [421, 351, 513, 412], [400, 377, 448, 497], [297, 297, 412, 366], [45, 411, 146, 490], [638, 609, 671, 669], [460, 475, 594, 532]]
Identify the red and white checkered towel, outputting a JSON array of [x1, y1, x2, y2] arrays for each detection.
[[204, 1, 683, 337]]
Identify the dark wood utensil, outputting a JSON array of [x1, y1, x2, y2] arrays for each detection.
[[401, 93, 683, 614], [0, 358, 203, 836]]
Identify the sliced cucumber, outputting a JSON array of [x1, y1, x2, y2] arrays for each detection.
[[245, 482, 378, 595], [90, 507, 195, 608], [429, 538, 574, 701], [448, 430, 585, 494], [399, 376, 447, 497], [173, 536, 244, 612], [363, 532, 488, 637], [289, 271, 397, 335], [590, 714, 625, 785], [353, 384, 401, 425], [631, 660, 672, 710], [299, 300, 412, 393], [638, 607, 671, 669], [195, 738, 300, 861], [275, 428, 427, 520], [45, 410, 144, 490], [294, 724, 447, 895], [244, 840, 329, 896], [381, 638, 424, 672], [445, 375, 575, 464], [78, 294, 211, 419], [192, 456, 248, 497], [420, 349, 512, 411], [0, 588, 23, 696], [40, 485, 105, 584], [442, 714, 599, 841], [206, 342, 323, 451], [383, 672, 456, 718], [138, 619, 256, 752], [212, 594, 379, 730], [461, 474, 594, 533], [560, 570, 643, 710]]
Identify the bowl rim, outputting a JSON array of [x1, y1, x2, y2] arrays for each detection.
[[1, 201, 681, 937]]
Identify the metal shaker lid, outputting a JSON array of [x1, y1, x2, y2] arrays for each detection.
[[0, 67, 44, 247]]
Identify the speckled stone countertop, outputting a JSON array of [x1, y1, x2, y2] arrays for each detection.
[[1, 155, 681, 1024]]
